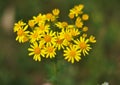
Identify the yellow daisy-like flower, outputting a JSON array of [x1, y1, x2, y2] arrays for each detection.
[[64, 45, 81, 63], [37, 23, 50, 34], [89, 35, 96, 43], [74, 36, 92, 56], [52, 8, 60, 16], [16, 25, 29, 43], [33, 13, 46, 24], [28, 42, 45, 61], [69, 4, 84, 18], [28, 20, 36, 28], [14, 20, 26, 32], [82, 26, 88, 32], [75, 17, 83, 28], [46, 13, 53, 21], [55, 33, 65, 50], [45, 45, 56, 58], [82, 33, 87, 38], [42, 31, 56, 46], [59, 29, 73, 46], [69, 28, 80, 37], [68, 13, 74, 19], [29, 30, 41, 43], [55, 21, 68, 29], [60, 29, 72, 41], [82, 14, 89, 20]]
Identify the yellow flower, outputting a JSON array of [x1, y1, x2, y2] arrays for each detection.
[[13, 4, 96, 63], [89, 35, 96, 43], [46, 13, 53, 21], [82, 14, 89, 20], [16, 25, 29, 43], [60, 29, 72, 41], [75, 17, 83, 28], [33, 13, 46, 24], [82, 26, 88, 32], [37, 23, 50, 33], [45, 45, 56, 58], [82, 33, 87, 38], [28, 42, 45, 61], [69, 4, 84, 17], [69, 28, 80, 37], [59, 29, 73, 46], [52, 8, 60, 16], [41, 31, 56, 46], [68, 13, 74, 19], [55, 21, 68, 29], [14, 20, 26, 32], [74, 37, 91, 56], [64, 45, 81, 63], [28, 20, 35, 28], [55, 33, 65, 50], [29, 30, 41, 43]]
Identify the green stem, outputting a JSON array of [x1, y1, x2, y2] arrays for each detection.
[[53, 60, 57, 85]]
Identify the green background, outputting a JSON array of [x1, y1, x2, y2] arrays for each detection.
[[0, 0, 120, 85]]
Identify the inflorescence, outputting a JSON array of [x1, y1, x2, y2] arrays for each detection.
[[13, 4, 96, 63]]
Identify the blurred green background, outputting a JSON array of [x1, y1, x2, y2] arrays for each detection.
[[0, 0, 120, 85]]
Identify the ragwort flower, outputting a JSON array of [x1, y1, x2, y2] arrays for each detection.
[[28, 42, 45, 61], [74, 36, 92, 56], [64, 45, 81, 63]]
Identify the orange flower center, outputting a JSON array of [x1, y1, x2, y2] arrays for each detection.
[[34, 47, 41, 54], [70, 50, 76, 57], [44, 35, 51, 42], [79, 42, 87, 49], [64, 33, 71, 41], [47, 47, 54, 53], [39, 24, 45, 30], [17, 29, 24, 36], [32, 33, 38, 38], [56, 38, 63, 44]]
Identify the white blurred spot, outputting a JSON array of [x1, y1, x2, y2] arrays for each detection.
[[101, 82, 109, 85], [1, 5, 15, 34]]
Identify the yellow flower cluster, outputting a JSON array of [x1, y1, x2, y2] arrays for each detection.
[[13, 4, 96, 63]]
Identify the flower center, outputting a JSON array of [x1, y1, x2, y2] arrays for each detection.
[[64, 33, 71, 41], [39, 24, 45, 30], [32, 33, 38, 38], [34, 47, 41, 54], [70, 50, 76, 57], [44, 35, 51, 42], [56, 38, 63, 44], [47, 47, 54, 53], [17, 29, 24, 36], [79, 42, 87, 49]]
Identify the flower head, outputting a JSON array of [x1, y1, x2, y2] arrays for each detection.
[[52, 8, 60, 16], [74, 37, 91, 56], [45, 45, 56, 58], [16, 25, 29, 43], [28, 42, 45, 61], [64, 45, 81, 63], [41, 31, 56, 46], [55, 34, 65, 50], [89, 35, 96, 43], [82, 14, 89, 20], [69, 4, 84, 18], [28, 20, 36, 28], [29, 30, 41, 43], [13, 4, 96, 63], [14, 20, 26, 32]]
